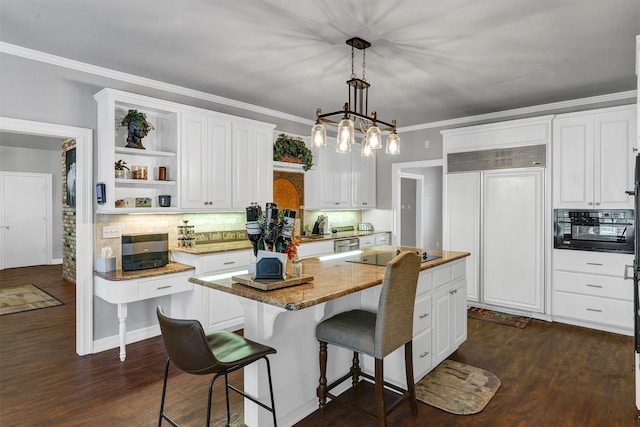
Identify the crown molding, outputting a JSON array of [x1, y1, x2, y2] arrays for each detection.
[[0, 41, 314, 126], [1, 42, 634, 133], [399, 90, 637, 133]]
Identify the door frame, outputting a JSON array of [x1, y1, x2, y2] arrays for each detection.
[[0, 171, 53, 268], [392, 159, 443, 247], [0, 117, 93, 356], [398, 172, 424, 248]]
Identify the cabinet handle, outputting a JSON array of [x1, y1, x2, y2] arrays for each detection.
[[595, 202, 601, 206], [586, 262, 603, 266], [588, 202, 594, 206], [586, 308, 603, 313], [586, 284, 603, 288], [156, 285, 172, 290], [223, 261, 236, 265], [419, 352, 429, 358], [633, 147, 638, 152], [419, 313, 429, 318], [626, 190, 636, 196], [624, 264, 634, 280]]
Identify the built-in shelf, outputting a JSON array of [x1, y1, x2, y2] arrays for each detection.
[[114, 179, 177, 186], [115, 147, 176, 157]]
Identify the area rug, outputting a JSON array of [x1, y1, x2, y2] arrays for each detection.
[[415, 360, 501, 415], [0, 284, 63, 315], [467, 307, 531, 328]]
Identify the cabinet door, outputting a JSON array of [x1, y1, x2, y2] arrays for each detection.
[[232, 123, 273, 209], [444, 172, 480, 302], [181, 112, 210, 209], [552, 115, 594, 208], [352, 151, 376, 208], [483, 169, 544, 312], [451, 278, 467, 348], [304, 145, 324, 210], [432, 284, 452, 365], [594, 108, 636, 208], [207, 117, 233, 209]]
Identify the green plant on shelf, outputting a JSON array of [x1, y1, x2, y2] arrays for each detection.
[[273, 133, 313, 171], [114, 159, 129, 171]]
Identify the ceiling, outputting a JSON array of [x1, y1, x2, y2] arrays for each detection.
[[0, 0, 638, 130]]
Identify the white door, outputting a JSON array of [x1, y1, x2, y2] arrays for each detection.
[[0, 172, 52, 269], [483, 168, 544, 312]]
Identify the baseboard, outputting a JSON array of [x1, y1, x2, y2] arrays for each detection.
[[91, 324, 161, 354], [50, 258, 63, 265]]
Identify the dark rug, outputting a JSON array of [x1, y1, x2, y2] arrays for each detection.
[[415, 360, 501, 415], [0, 284, 64, 315], [467, 307, 531, 328]]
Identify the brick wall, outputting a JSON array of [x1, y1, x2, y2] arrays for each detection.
[[62, 139, 76, 282]]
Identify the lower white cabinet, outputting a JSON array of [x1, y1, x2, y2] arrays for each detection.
[[360, 258, 467, 387], [359, 232, 391, 249], [297, 240, 334, 259], [171, 249, 252, 332], [552, 249, 633, 335]]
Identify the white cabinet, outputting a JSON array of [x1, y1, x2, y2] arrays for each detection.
[[445, 169, 544, 313], [319, 146, 351, 208], [359, 233, 390, 249], [297, 240, 334, 259], [180, 111, 232, 210], [352, 151, 376, 208], [232, 121, 275, 209], [95, 88, 180, 213], [553, 105, 636, 209], [170, 249, 252, 333], [552, 249, 633, 335], [360, 258, 466, 386]]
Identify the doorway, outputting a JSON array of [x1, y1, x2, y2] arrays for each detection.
[[0, 117, 93, 356], [0, 172, 52, 268], [392, 159, 443, 248], [399, 174, 423, 247]]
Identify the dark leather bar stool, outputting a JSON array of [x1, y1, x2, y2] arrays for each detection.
[[156, 306, 277, 426], [316, 251, 421, 427]]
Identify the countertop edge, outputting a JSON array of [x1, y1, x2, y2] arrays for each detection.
[[95, 262, 195, 281]]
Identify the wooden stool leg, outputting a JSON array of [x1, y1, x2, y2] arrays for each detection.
[[375, 358, 387, 427], [317, 341, 328, 411], [404, 342, 418, 415], [351, 351, 361, 386]]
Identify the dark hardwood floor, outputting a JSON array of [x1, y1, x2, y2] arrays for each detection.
[[1, 265, 638, 426]]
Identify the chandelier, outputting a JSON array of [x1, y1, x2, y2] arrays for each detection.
[[311, 37, 400, 157]]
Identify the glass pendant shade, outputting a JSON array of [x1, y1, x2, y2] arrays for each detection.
[[361, 138, 374, 157], [337, 118, 355, 148], [336, 139, 351, 153], [385, 132, 401, 155], [366, 126, 382, 150], [311, 123, 327, 148]]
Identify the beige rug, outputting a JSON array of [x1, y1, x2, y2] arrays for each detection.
[[0, 284, 64, 315], [415, 360, 501, 415]]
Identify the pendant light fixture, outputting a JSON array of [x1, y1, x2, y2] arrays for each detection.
[[311, 37, 400, 155]]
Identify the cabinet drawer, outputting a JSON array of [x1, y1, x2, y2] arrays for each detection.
[[138, 273, 192, 300], [359, 236, 375, 248], [554, 270, 632, 300], [553, 250, 632, 276], [432, 265, 451, 289], [553, 291, 633, 329], [374, 233, 390, 245], [201, 251, 252, 273], [450, 260, 465, 281], [416, 270, 432, 295], [413, 293, 432, 334], [413, 328, 433, 379]]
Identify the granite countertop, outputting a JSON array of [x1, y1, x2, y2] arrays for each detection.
[[94, 262, 195, 281], [189, 247, 469, 311]]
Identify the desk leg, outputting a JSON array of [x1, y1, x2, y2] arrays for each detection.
[[117, 303, 128, 361]]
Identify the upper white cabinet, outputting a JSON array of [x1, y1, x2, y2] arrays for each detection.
[[552, 105, 636, 209], [180, 111, 232, 210], [232, 121, 275, 209], [95, 88, 180, 213], [95, 88, 275, 213], [352, 150, 376, 208]]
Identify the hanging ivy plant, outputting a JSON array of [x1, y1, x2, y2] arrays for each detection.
[[273, 133, 313, 171]]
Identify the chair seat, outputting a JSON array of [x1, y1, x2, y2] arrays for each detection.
[[316, 309, 376, 356], [208, 331, 276, 368]]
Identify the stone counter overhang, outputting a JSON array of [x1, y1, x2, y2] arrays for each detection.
[[170, 230, 391, 255], [189, 248, 469, 311]]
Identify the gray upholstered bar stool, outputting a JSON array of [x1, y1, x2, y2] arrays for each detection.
[[316, 251, 421, 427], [156, 306, 277, 427]]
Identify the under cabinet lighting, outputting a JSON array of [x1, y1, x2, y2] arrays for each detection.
[[319, 250, 362, 261]]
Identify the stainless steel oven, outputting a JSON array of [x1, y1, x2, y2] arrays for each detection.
[[553, 209, 634, 253]]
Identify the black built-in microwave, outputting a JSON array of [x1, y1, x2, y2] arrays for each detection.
[[554, 209, 634, 253]]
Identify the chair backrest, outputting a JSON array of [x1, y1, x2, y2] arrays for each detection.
[[156, 306, 221, 375], [374, 251, 421, 358]]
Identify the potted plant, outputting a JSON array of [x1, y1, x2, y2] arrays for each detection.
[[273, 133, 313, 171], [114, 159, 129, 179], [120, 109, 155, 149]]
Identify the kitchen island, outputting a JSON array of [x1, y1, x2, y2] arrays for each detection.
[[189, 247, 469, 426]]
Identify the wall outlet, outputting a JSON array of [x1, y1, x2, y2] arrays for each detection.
[[424, 140, 430, 149], [103, 225, 121, 239]]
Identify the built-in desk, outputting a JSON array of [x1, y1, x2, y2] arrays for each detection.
[[94, 262, 195, 361], [190, 247, 469, 426]]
